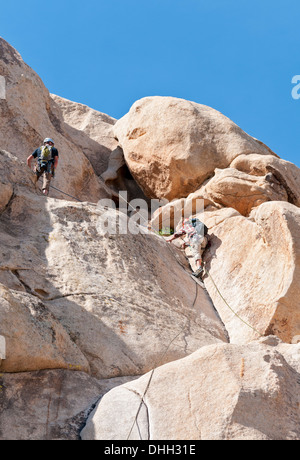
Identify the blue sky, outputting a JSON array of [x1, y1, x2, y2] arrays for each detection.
[[1, 0, 299, 166]]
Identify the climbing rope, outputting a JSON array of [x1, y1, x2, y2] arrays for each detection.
[[126, 252, 263, 439], [203, 265, 263, 338], [165, 228, 263, 338], [36, 184, 83, 202], [41, 182, 262, 338], [37, 180, 263, 434], [49, 185, 83, 202], [127, 281, 199, 440], [36, 182, 199, 440], [169, 241, 263, 338]]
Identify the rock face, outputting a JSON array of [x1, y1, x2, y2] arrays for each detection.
[[0, 150, 227, 378], [114, 96, 276, 200], [50, 94, 118, 177], [101, 146, 151, 202], [203, 168, 288, 216], [231, 153, 300, 207], [81, 337, 300, 440], [154, 199, 300, 345], [202, 202, 300, 344], [0, 38, 113, 203], [1, 37, 300, 440], [0, 283, 89, 373], [0, 369, 133, 440]]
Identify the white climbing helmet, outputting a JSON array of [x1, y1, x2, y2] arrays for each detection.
[[44, 137, 54, 145]]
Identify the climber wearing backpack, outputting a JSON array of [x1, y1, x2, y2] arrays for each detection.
[[166, 216, 208, 278], [27, 138, 59, 196]]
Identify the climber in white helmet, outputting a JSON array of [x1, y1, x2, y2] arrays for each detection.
[[27, 138, 59, 196]]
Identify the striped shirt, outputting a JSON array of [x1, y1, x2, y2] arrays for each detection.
[[173, 219, 196, 238]]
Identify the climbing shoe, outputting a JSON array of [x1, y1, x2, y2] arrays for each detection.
[[193, 267, 204, 278]]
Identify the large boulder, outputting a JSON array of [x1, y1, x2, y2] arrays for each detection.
[[199, 168, 288, 216], [202, 201, 300, 344], [50, 94, 118, 177], [101, 146, 151, 202], [150, 152, 300, 231], [231, 153, 300, 207], [150, 165, 289, 232], [114, 96, 276, 201], [81, 337, 300, 440]]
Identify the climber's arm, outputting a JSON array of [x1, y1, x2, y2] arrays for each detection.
[[166, 227, 186, 242], [27, 154, 34, 168]]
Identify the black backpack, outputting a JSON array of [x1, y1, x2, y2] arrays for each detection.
[[190, 218, 208, 237]]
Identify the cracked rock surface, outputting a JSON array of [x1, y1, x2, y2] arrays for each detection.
[[81, 337, 300, 440], [1, 37, 300, 440], [0, 177, 226, 378], [0, 370, 135, 440]]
